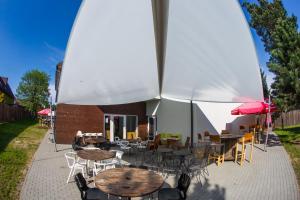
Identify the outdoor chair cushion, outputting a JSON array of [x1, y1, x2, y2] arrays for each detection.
[[158, 188, 182, 200]]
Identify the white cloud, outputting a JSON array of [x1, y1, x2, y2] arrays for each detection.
[[48, 83, 56, 104], [266, 72, 275, 91]]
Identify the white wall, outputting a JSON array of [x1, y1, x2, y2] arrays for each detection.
[[147, 99, 257, 144], [147, 99, 191, 143], [193, 101, 256, 139]]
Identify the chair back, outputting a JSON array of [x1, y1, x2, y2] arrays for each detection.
[[244, 132, 254, 143], [177, 173, 191, 199], [114, 136, 120, 141], [197, 133, 202, 142], [209, 135, 221, 143], [65, 152, 76, 169], [185, 137, 191, 148], [74, 173, 88, 200], [116, 150, 124, 160], [93, 162, 106, 175], [154, 134, 161, 149], [204, 131, 210, 137]]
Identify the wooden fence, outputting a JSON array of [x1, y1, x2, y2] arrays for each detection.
[[0, 104, 32, 122], [274, 109, 300, 128]]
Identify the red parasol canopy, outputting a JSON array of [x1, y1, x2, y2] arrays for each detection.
[[37, 108, 51, 116], [231, 101, 276, 115]]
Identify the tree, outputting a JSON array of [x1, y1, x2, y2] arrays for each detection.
[[16, 70, 50, 117], [243, 0, 300, 112], [260, 68, 269, 98]]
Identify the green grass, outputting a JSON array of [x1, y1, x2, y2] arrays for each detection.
[[275, 125, 300, 186], [0, 120, 47, 200]]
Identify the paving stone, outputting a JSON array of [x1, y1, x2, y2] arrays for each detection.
[[20, 131, 300, 200]]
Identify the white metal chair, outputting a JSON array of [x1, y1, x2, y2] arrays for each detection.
[[119, 141, 131, 154], [93, 161, 116, 176], [65, 152, 87, 183]]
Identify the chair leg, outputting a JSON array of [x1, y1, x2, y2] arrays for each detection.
[[235, 142, 238, 163], [241, 143, 245, 166], [67, 167, 73, 183], [250, 139, 254, 163]]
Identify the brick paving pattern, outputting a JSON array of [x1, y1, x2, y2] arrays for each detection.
[[20, 131, 300, 200]]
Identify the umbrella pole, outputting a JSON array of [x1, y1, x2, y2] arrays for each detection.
[[264, 95, 271, 152]]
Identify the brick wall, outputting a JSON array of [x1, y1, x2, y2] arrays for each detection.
[[55, 102, 147, 144]]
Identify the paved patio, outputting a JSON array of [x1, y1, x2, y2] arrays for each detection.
[[20, 131, 300, 200]]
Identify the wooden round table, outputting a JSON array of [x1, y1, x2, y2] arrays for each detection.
[[95, 168, 164, 199], [77, 149, 115, 161]]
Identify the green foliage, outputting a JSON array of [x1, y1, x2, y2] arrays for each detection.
[[16, 70, 50, 116], [0, 120, 47, 200], [260, 68, 269, 98], [243, 0, 300, 111]]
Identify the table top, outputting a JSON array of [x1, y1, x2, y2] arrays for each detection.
[[95, 168, 164, 198], [157, 147, 173, 153], [77, 149, 115, 161], [173, 149, 192, 156], [220, 134, 244, 139]]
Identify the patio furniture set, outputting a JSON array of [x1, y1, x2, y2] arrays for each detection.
[[65, 127, 258, 200], [66, 132, 195, 199]]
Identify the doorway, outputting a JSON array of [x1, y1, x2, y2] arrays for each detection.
[[104, 114, 138, 141]]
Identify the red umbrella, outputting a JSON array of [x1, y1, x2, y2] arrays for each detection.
[[231, 101, 276, 115], [37, 108, 51, 115]]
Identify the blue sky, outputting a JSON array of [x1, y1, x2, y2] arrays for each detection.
[[0, 0, 299, 102]]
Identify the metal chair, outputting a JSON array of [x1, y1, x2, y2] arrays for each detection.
[[74, 173, 108, 200], [65, 152, 87, 183], [158, 173, 191, 200]]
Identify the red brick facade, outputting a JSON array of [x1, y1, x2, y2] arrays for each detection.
[[55, 102, 148, 144]]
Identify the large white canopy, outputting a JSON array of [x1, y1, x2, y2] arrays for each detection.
[[161, 0, 263, 102], [57, 0, 263, 105], [58, 0, 159, 105]]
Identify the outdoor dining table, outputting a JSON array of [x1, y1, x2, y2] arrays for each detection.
[[77, 149, 116, 161], [220, 134, 244, 160], [95, 168, 164, 200]]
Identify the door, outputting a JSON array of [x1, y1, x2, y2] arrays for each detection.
[[113, 116, 125, 140], [104, 114, 138, 141], [148, 116, 157, 140]]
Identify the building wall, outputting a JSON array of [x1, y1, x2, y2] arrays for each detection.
[[147, 99, 256, 144], [55, 102, 147, 144], [147, 99, 191, 143]]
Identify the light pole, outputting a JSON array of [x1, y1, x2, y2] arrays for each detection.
[[264, 94, 271, 152], [49, 95, 57, 152]]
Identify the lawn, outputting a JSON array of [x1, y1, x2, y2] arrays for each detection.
[[0, 119, 47, 200], [275, 125, 300, 186]]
